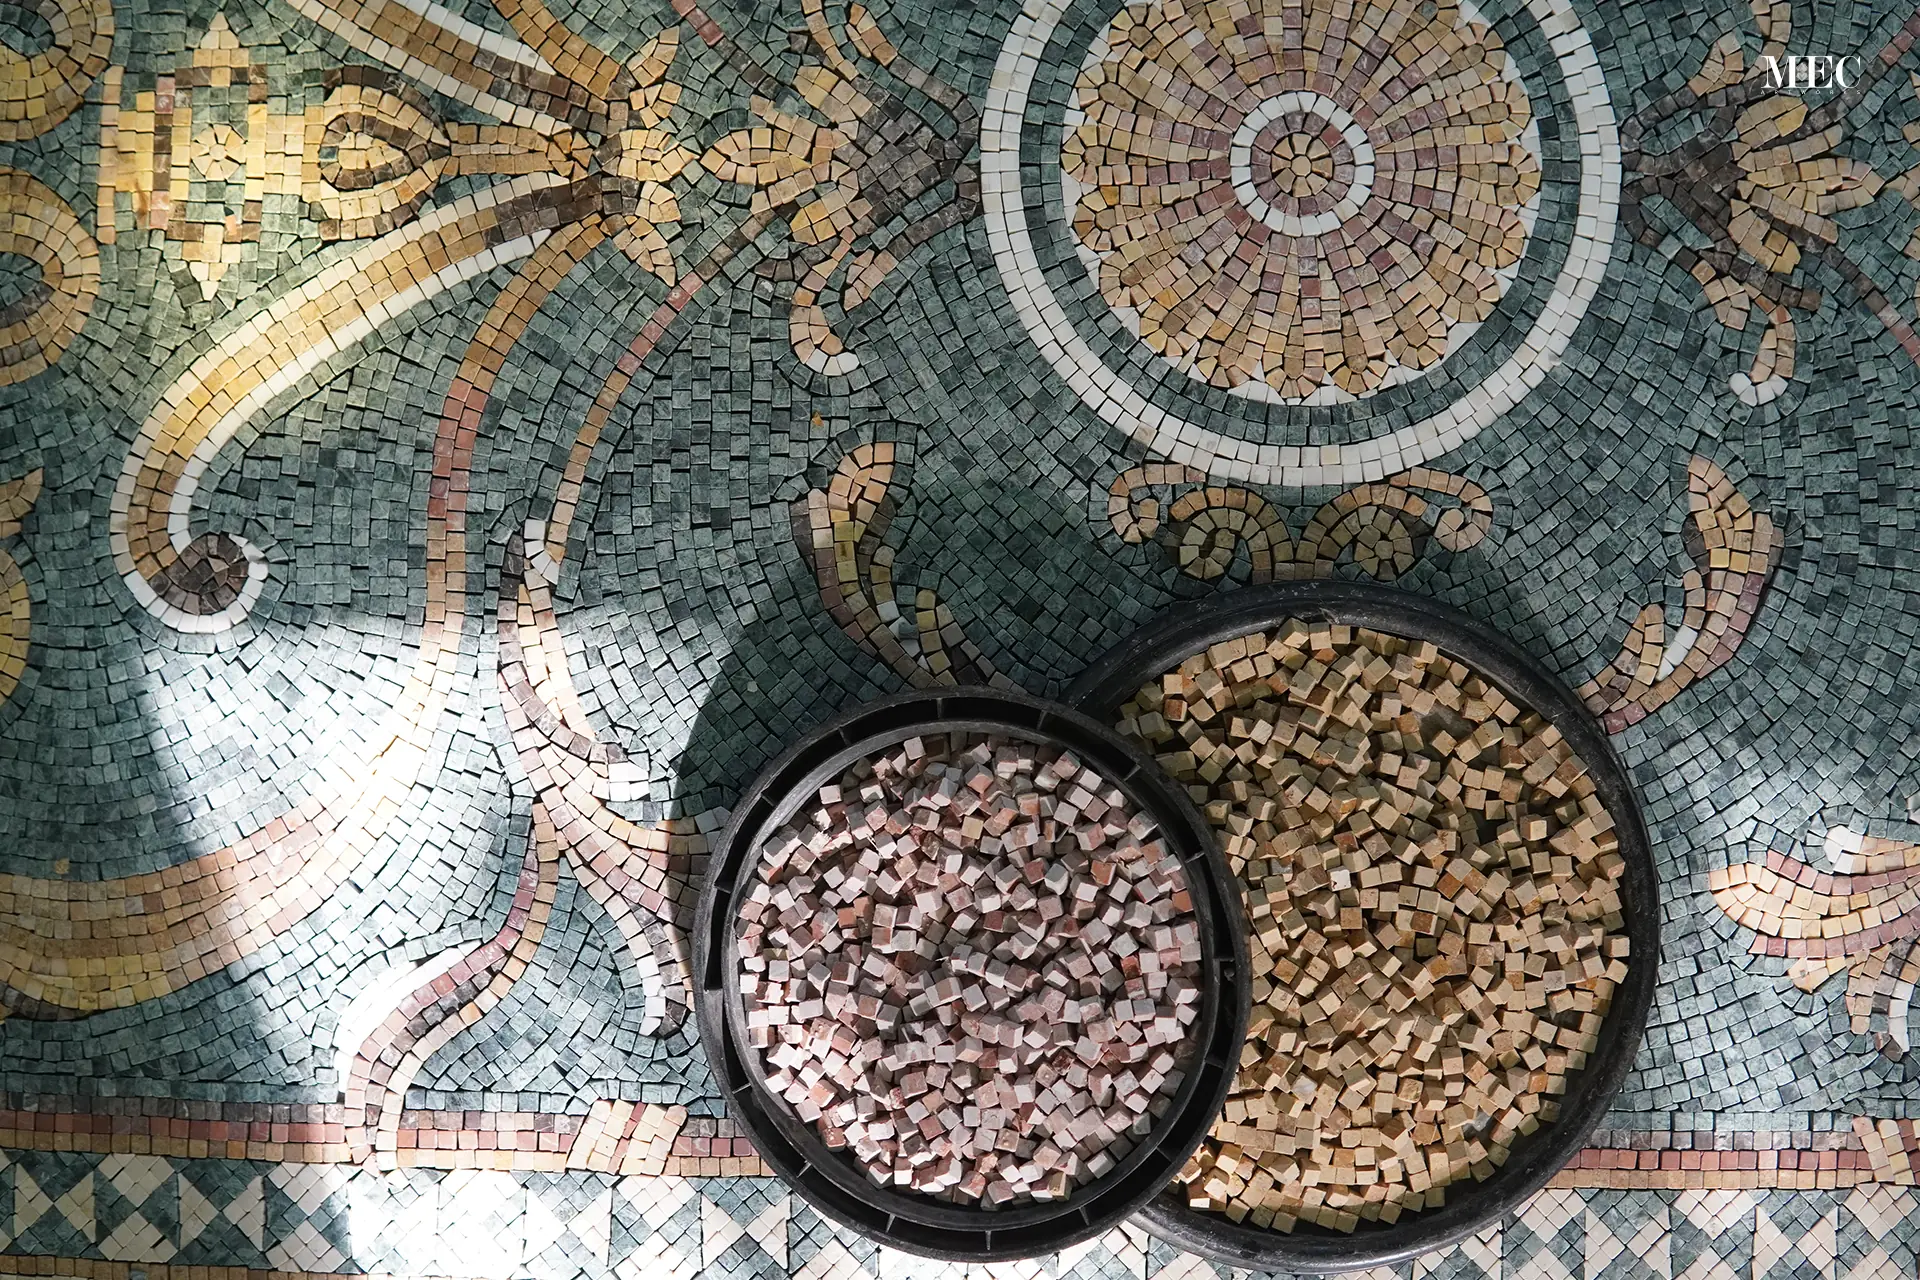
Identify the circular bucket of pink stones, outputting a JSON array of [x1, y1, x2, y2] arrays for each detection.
[[1067, 582, 1659, 1274], [694, 687, 1250, 1260]]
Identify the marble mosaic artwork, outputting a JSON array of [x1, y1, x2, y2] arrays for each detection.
[[6, 0, 1920, 1271]]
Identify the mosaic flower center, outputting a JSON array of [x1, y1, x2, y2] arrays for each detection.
[[1283, 142, 1329, 183], [190, 124, 246, 184], [1230, 93, 1374, 237]]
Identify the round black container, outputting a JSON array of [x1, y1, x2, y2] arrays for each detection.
[[694, 686, 1251, 1261], [1066, 582, 1659, 1274]]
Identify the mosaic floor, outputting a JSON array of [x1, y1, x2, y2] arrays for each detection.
[[6, 0, 1920, 1271]]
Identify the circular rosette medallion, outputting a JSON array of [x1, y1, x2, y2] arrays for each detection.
[[983, 0, 1619, 485]]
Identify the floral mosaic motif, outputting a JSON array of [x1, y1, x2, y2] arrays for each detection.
[[988, 0, 1616, 487], [1106, 463, 1492, 580], [95, 8, 692, 287], [1063, 0, 1540, 399], [103, 0, 977, 636], [302, 69, 612, 243], [694, 0, 979, 376], [1623, 0, 1920, 405], [1713, 825, 1920, 1063], [108, 19, 694, 630], [792, 443, 1008, 688], [95, 15, 291, 300], [1578, 457, 1781, 734]]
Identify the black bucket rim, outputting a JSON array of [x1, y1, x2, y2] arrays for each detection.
[[693, 685, 1252, 1262], [1064, 581, 1660, 1274]]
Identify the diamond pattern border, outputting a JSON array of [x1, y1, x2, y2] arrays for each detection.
[[0, 1159, 1907, 1279]]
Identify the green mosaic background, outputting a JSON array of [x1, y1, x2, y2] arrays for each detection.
[[4, 0, 1920, 1272]]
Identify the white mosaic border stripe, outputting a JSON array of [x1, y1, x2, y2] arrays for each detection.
[[981, 0, 1621, 488]]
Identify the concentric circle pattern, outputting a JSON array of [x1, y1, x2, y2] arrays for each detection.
[[1229, 92, 1376, 241], [1063, 0, 1539, 401], [990, 0, 1619, 484]]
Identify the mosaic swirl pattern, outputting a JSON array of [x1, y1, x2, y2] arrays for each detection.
[[0, 0, 113, 141], [1623, 3, 1920, 406], [0, 173, 99, 387]]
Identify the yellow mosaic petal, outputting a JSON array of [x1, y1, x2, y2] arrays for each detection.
[[1733, 94, 1807, 159], [630, 80, 683, 129], [628, 28, 680, 91], [633, 181, 680, 225], [614, 129, 696, 184], [790, 188, 864, 245], [699, 125, 817, 187], [614, 219, 676, 284]]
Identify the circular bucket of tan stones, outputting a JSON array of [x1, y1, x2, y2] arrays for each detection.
[[1067, 583, 1658, 1273], [694, 687, 1251, 1260]]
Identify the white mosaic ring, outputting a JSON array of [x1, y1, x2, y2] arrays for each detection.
[[1228, 92, 1375, 240], [982, 0, 1621, 488]]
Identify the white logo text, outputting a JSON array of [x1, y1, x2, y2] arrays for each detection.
[[1759, 55, 1862, 89]]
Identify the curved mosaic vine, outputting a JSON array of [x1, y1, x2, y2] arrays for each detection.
[[792, 443, 1007, 687], [0, 470, 41, 707], [342, 809, 560, 1167], [1624, 0, 1920, 404], [691, 0, 979, 376], [451, 0, 992, 1100]]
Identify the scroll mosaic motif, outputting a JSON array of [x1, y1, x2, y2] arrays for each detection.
[[1579, 456, 1782, 734]]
